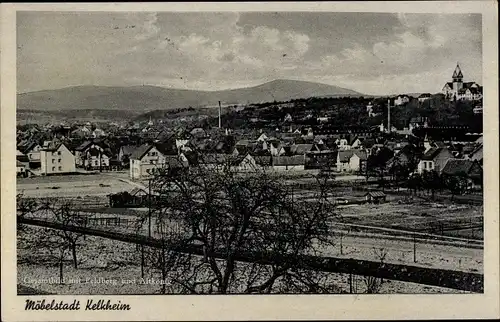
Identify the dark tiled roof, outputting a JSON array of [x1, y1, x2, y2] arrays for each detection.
[[120, 145, 138, 156], [421, 147, 443, 160], [253, 155, 272, 166], [272, 155, 305, 166], [442, 159, 479, 176], [129, 144, 153, 160], [337, 150, 354, 162], [75, 141, 93, 151], [353, 150, 368, 161], [291, 144, 313, 155]]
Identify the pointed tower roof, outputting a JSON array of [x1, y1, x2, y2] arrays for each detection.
[[452, 63, 463, 79]]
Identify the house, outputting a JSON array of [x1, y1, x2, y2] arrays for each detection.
[[468, 145, 483, 163], [305, 150, 337, 170], [416, 147, 453, 174], [269, 141, 286, 156], [75, 141, 98, 167], [118, 145, 139, 166], [85, 148, 111, 170], [418, 93, 432, 103], [19, 142, 42, 169], [409, 117, 430, 132], [237, 154, 271, 172], [394, 95, 410, 106], [365, 191, 387, 204], [441, 159, 482, 189], [290, 144, 316, 155], [16, 160, 28, 177], [337, 150, 367, 172], [129, 144, 178, 179], [272, 155, 305, 171], [257, 133, 269, 142], [40, 142, 76, 175]]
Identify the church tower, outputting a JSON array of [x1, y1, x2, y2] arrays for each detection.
[[452, 63, 464, 95]]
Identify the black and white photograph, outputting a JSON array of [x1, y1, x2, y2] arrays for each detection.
[[2, 1, 499, 321]]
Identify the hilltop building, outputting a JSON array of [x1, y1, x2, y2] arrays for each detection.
[[442, 64, 482, 101]]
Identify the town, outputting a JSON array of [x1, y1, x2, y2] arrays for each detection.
[[16, 64, 484, 295]]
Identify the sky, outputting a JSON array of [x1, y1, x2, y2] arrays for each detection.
[[17, 11, 482, 95]]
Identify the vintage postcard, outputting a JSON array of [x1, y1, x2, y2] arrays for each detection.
[[1, 1, 499, 321]]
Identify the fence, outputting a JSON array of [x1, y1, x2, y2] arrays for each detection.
[[22, 196, 109, 209], [19, 216, 483, 293]]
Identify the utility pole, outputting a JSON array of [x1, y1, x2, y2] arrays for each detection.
[[148, 178, 152, 238], [413, 234, 417, 263], [387, 99, 391, 134], [218, 101, 222, 129], [340, 231, 343, 255]]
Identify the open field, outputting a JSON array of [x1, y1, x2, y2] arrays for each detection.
[[336, 201, 483, 239], [17, 226, 470, 294], [17, 174, 136, 198]]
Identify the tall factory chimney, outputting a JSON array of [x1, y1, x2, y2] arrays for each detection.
[[387, 99, 391, 133], [218, 101, 222, 128]]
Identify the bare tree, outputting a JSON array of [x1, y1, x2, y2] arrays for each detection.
[[38, 198, 87, 269], [141, 153, 339, 294], [363, 275, 382, 294]]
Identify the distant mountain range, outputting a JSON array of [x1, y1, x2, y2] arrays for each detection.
[[17, 79, 363, 112]]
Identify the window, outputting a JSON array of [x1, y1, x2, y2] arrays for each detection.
[[58, 159, 61, 163], [58, 166, 62, 171], [57, 151, 61, 156], [424, 162, 427, 169], [52, 167, 55, 171], [52, 159, 55, 164]]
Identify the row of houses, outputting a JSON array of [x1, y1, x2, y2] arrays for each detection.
[[16, 122, 483, 183]]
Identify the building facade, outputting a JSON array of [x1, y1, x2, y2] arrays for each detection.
[[40, 143, 76, 175], [442, 64, 482, 101]]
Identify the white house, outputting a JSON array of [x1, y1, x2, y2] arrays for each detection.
[[336, 150, 367, 172], [417, 147, 454, 174], [129, 144, 168, 179], [394, 95, 410, 106], [85, 148, 111, 170], [40, 142, 76, 175]]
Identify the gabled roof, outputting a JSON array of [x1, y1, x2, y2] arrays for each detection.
[[272, 155, 305, 166], [87, 148, 110, 157], [421, 147, 444, 160], [129, 187, 148, 196], [352, 150, 368, 161], [164, 155, 187, 168], [442, 159, 480, 176], [129, 144, 153, 160], [41, 141, 67, 152], [75, 141, 94, 151], [291, 144, 313, 155], [120, 145, 139, 156]]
